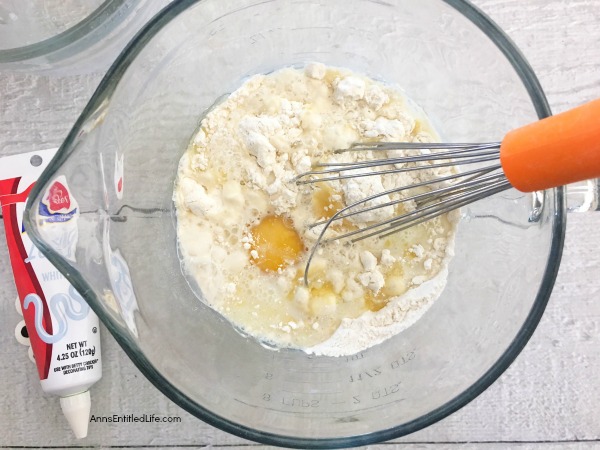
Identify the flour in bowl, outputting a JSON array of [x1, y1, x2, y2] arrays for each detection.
[[174, 63, 458, 357]]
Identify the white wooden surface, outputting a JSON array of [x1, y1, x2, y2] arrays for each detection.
[[1, 0, 599, 448]]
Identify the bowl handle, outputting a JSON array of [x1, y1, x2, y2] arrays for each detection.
[[567, 179, 600, 213]]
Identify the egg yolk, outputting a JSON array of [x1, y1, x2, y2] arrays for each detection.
[[249, 215, 304, 272]]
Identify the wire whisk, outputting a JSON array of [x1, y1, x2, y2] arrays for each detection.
[[296, 98, 600, 284]]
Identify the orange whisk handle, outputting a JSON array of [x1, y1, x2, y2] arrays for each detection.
[[500, 98, 600, 192]]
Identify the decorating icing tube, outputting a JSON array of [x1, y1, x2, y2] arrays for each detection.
[[0, 149, 102, 439]]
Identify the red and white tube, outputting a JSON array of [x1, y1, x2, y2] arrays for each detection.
[[0, 149, 102, 439]]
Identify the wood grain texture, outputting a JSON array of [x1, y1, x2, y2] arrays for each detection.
[[1, 0, 599, 448]]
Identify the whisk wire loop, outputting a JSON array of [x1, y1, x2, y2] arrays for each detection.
[[299, 141, 508, 285]]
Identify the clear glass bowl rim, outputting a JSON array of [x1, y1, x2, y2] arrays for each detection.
[[24, 0, 565, 447], [0, 0, 130, 63]]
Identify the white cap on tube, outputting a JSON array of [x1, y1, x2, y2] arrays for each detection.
[[60, 390, 91, 439]]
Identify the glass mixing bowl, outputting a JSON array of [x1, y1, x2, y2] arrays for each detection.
[[0, 0, 171, 73], [24, 0, 564, 447]]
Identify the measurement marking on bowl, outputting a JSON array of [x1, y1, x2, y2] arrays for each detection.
[[234, 397, 406, 416], [263, 352, 418, 394], [244, 377, 405, 415]]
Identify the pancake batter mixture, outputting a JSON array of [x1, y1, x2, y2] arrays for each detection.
[[174, 63, 457, 356]]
